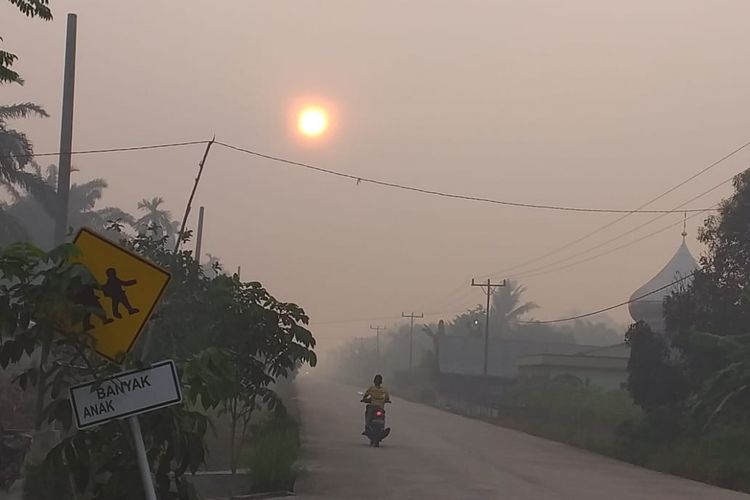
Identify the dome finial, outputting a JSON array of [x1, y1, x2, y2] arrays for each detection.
[[681, 211, 688, 239]]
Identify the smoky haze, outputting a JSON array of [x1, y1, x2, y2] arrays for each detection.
[[4, 1, 750, 357]]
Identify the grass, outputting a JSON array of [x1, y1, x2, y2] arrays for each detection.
[[239, 414, 300, 493], [486, 382, 641, 455]]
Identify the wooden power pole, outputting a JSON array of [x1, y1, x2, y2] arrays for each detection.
[[471, 279, 507, 379]]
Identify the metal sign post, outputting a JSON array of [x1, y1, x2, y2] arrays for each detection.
[[129, 416, 158, 500]]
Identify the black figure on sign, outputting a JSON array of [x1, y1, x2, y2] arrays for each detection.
[[74, 284, 114, 330], [102, 268, 140, 319]]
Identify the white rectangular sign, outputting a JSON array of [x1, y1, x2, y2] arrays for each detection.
[[70, 360, 182, 429]]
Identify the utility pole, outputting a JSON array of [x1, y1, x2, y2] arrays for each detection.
[[53, 13, 77, 245], [370, 325, 385, 363], [174, 138, 215, 254], [402, 312, 424, 371], [194, 206, 205, 264], [471, 278, 507, 379]]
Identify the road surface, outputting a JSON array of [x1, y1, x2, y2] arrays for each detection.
[[294, 377, 749, 500]]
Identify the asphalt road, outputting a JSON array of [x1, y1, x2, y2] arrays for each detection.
[[294, 376, 749, 500]]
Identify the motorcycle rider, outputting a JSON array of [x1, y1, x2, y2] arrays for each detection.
[[361, 374, 391, 435]]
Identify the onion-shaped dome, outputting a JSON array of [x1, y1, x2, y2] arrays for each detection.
[[628, 238, 697, 332]]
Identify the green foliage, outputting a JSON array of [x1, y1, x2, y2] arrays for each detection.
[[505, 381, 641, 428], [615, 424, 750, 493], [624, 321, 688, 412], [240, 414, 300, 493], [0, 228, 317, 499], [489, 381, 642, 456], [2, 1, 52, 84], [651, 170, 750, 426], [8, 0, 52, 19]]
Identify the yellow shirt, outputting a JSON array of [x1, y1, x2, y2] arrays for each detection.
[[364, 385, 390, 407]]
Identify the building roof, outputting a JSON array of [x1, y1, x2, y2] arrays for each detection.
[[576, 342, 630, 358], [628, 238, 697, 330], [439, 336, 597, 378], [517, 342, 630, 371]]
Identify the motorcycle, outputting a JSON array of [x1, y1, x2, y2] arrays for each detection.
[[359, 394, 391, 447]]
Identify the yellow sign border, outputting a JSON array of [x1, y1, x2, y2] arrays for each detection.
[[73, 228, 172, 363]]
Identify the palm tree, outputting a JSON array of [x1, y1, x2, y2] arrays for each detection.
[[490, 280, 538, 337], [0, 103, 49, 192], [136, 197, 175, 240], [5, 165, 135, 248], [0, 103, 52, 243]]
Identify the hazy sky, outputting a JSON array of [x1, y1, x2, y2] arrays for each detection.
[[5, 1, 750, 354]]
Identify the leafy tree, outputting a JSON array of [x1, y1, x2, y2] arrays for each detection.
[[666, 170, 750, 342], [687, 327, 750, 430], [1, 0, 52, 84], [449, 306, 483, 336], [624, 321, 688, 412], [120, 229, 316, 472], [661, 170, 750, 406], [0, 228, 317, 498]]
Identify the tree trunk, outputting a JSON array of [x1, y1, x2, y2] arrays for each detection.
[[229, 397, 238, 475], [34, 341, 50, 430]]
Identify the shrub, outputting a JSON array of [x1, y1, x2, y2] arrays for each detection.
[[241, 415, 300, 493]]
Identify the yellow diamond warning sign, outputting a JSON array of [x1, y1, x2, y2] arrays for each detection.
[[73, 228, 171, 362]]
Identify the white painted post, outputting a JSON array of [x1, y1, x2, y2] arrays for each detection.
[[128, 416, 157, 500]]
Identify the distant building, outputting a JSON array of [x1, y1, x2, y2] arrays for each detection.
[[438, 335, 593, 379], [517, 343, 630, 390]]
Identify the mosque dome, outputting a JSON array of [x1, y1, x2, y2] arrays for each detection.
[[628, 236, 697, 332]]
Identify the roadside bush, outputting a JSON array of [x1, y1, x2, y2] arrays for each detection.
[[504, 381, 641, 426], [616, 423, 750, 492], [241, 414, 300, 493]]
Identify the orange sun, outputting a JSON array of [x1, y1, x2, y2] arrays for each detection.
[[298, 107, 328, 137]]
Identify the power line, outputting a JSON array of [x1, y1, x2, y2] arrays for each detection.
[[215, 141, 713, 214], [504, 173, 735, 280], [2, 140, 210, 160], [519, 269, 697, 324], [476, 139, 750, 278], [515, 206, 714, 280], [416, 169, 735, 313]]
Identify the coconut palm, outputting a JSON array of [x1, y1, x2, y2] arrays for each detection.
[[490, 280, 538, 336], [0, 103, 48, 192], [0, 103, 52, 243], [5, 165, 135, 248], [136, 197, 176, 240]]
